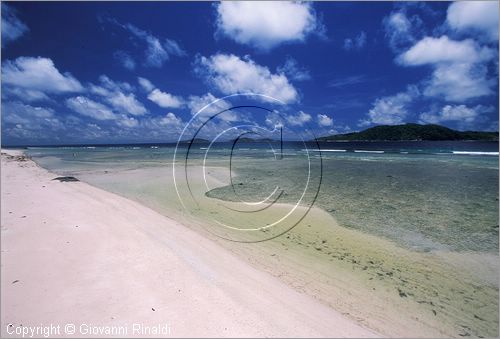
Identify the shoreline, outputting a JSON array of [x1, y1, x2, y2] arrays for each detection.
[[0, 149, 377, 338], [4, 148, 499, 338]]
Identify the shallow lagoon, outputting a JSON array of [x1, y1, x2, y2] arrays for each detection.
[[28, 140, 499, 252]]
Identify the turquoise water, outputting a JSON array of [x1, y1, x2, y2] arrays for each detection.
[[26, 141, 499, 252]]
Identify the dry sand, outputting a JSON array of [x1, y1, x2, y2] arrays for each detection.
[[0, 150, 377, 338]]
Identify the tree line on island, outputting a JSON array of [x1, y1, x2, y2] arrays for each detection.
[[318, 123, 498, 141]]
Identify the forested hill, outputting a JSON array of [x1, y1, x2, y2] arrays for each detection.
[[318, 124, 499, 141]]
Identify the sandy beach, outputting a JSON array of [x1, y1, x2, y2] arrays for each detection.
[[0, 149, 377, 338]]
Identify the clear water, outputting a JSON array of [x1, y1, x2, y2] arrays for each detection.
[[26, 140, 499, 252]]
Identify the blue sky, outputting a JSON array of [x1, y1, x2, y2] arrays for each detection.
[[1, 1, 498, 145]]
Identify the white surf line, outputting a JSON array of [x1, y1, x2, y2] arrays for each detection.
[[302, 149, 347, 152], [452, 151, 499, 156], [354, 150, 384, 154]]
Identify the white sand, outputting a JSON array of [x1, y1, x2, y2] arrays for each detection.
[[0, 150, 376, 338]]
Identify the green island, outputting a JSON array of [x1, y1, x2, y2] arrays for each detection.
[[318, 123, 499, 141]]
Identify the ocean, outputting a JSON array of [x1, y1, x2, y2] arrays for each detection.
[[26, 140, 499, 252]]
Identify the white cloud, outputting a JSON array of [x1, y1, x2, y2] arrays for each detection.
[[90, 75, 147, 116], [2, 87, 50, 102], [66, 96, 117, 120], [95, 75, 134, 93], [137, 77, 184, 110], [357, 119, 372, 128], [317, 114, 333, 127], [398, 36, 495, 102], [344, 31, 367, 51], [387, 12, 411, 32], [113, 50, 136, 71], [158, 112, 182, 127], [422, 62, 494, 102], [107, 91, 147, 116], [398, 36, 493, 65], [137, 77, 155, 92], [66, 93, 154, 130], [186, 93, 240, 122], [383, 11, 423, 52], [1, 102, 65, 141], [215, 1, 322, 50], [123, 23, 186, 67], [140, 112, 184, 134], [277, 57, 311, 81], [366, 86, 419, 125], [323, 124, 352, 136], [147, 89, 184, 108], [286, 111, 312, 126], [2, 101, 54, 124], [195, 53, 298, 104], [2, 57, 84, 96], [447, 1, 499, 42], [117, 115, 139, 128], [187, 93, 231, 115], [1, 4, 28, 47], [419, 104, 493, 125], [264, 111, 285, 129]]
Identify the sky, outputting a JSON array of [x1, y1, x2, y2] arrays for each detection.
[[1, 1, 499, 145]]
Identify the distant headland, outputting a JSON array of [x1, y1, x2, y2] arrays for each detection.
[[317, 123, 499, 142]]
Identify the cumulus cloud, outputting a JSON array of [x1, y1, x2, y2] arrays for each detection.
[[195, 53, 298, 104], [136, 76, 184, 109], [286, 111, 312, 126], [378, 2, 497, 129], [422, 62, 494, 102], [2, 101, 54, 125], [1, 3, 28, 47], [317, 114, 333, 127], [113, 50, 136, 71], [2, 87, 51, 102], [215, 1, 322, 50], [140, 112, 184, 135], [277, 57, 311, 81], [383, 10, 423, 52], [398, 36, 493, 65], [419, 104, 493, 125], [66, 96, 117, 120], [1, 101, 66, 144], [137, 77, 155, 92], [186, 93, 240, 122], [365, 86, 419, 125], [343, 31, 367, 51], [157, 112, 183, 127], [94, 75, 134, 93], [398, 36, 495, 102], [147, 88, 184, 108], [117, 115, 139, 128], [2, 57, 84, 98], [187, 93, 230, 115], [90, 75, 147, 116], [447, 1, 499, 42], [106, 91, 147, 116]]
